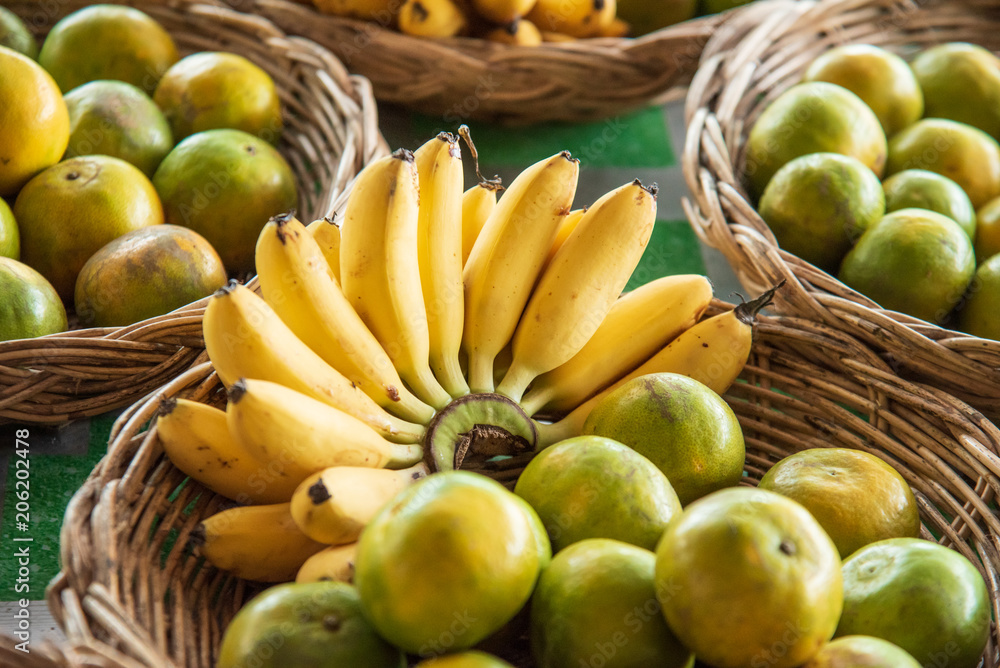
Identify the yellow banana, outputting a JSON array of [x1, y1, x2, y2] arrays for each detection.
[[598, 16, 629, 37], [537, 289, 776, 446], [296, 543, 358, 584], [414, 134, 469, 398], [471, 0, 536, 23], [307, 216, 341, 283], [313, 0, 400, 23], [462, 151, 579, 392], [195, 502, 325, 583], [290, 463, 428, 545], [398, 0, 468, 37], [526, 0, 616, 37], [462, 181, 500, 266], [485, 18, 543, 44], [256, 215, 435, 425], [541, 207, 586, 272], [203, 282, 424, 443], [226, 379, 425, 489], [156, 397, 299, 504], [340, 150, 452, 410], [497, 180, 657, 402], [541, 30, 576, 42], [520, 274, 714, 417]]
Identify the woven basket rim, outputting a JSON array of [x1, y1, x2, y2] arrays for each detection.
[[0, 0, 388, 426], [8, 298, 1000, 667], [682, 0, 1000, 421], [231, 0, 729, 124]]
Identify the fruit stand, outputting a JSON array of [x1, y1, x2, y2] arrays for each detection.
[[3, 0, 1000, 667]]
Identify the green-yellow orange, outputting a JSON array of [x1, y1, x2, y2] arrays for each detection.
[[838, 209, 975, 324], [802, 636, 922, 668], [532, 539, 693, 668], [911, 42, 1000, 141], [882, 170, 976, 239], [0, 257, 67, 342], [0, 46, 70, 196], [655, 487, 843, 668], [354, 471, 549, 656], [415, 652, 514, 667], [802, 44, 923, 137], [153, 51, 283, 144], [514, 435, 682, 553], [582, 372, 745, 506], [74, 225, 226, 327], [0, 6, 38, 59], [956, 253, 1000, 341], [758, 152, 885, 273], [758, 448, 920, 558], [836, 538, 990, 668], [38, 4, 178, 94], [216, 581, 405, 668], [153, 129, 297, 275], [0, 198, 18, 259], [886, 118, 1000, 209], [974, 195, 1000, 263], [64, 80, 174, 178], [744, 81, 887, 197]]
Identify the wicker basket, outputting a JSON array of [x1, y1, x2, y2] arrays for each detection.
[[0, 0, 387, 426], [216, 0, 726, 124], [682, 0, 1000, 421], [3, 300, 1000, 667]]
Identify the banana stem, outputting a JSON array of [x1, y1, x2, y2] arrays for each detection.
[[467, 352, 497, 393], [518, 387, 552, 418], [495, 361, 534, 404], [534, 410, 586, 450], [386, 443, 426, 469]]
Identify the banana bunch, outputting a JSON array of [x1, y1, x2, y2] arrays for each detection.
[[166, 130, 773, 583], [311, 0, 628, 44]]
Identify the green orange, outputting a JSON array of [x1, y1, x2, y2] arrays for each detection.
[[956, 253, 1000, 340], [0, 198, 18, 260], [974, 195, 1000, 263], [911, 42, 1000, 141], [0, 257, 67, 342], [0, 6, 38, 59], [882, 170, 976, 239], [802, 636, 922, 668]]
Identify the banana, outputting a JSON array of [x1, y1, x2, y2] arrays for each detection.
[[203, 282, 424, 443], [226, 379, 425, 489], [598, 16, 629, 37], [485, 18, 543, 45], [471, 0, 536, 24], [526, 0, 615, 37], [313, 0, 400, 22], [398, 0, 468, 37], [497, 180, 657, 402], [296, 543, 358, 584], [340, 150, 453, 410], [541, 30, 577, 42], [462, 182, 498, 265], [462, 151, 579, 392], [307, 216, 341, 283], [156, 397, 299, 504], [414, 134, 469, 398], [520, 274, 714, 417], [536, 288, 777, 446], [256, 215, 435, 425], [541, 207, 586, 272], [290, 463, 428, 545], [194, 502, 325, 583]]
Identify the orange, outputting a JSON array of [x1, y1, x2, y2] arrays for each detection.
[[802, 636, 922, 668], [838, 209, 975, 325], [74, 225, 226, 327], [14, 155, 163, 302], [882, 170, 976, 240], [803, 44, 923, 137], [0, 257, 67, 341], [744, 81, 887, 198], [0, 46, 70, 196], [974, 195, 1000, 264], [415, 652, 514, 667], [152, 129, 297, 274], [354, 471, 548, 657], [836, 538, 990, 668], [0, 198, 18, 260], [37, 5, 178, 94], [956, 253, 1000, 341], [655, 487, 842, 668], [911, 42, 1000, 142], [0, 6, 38, 59], [63, 80, 174, 178], [885, 118, 1000, 209], [153, 52, 283, 144], [757, 448, 920, 558]]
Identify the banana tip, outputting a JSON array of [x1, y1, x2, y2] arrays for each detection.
[[228, 379, 249, 403], [392, 148, 415, 163], [156, 396, 178, 418], [213, 279, 240, 298]]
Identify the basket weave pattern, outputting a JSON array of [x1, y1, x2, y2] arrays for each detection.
[[3, 302, 1000, 667], [0, 0, 387, 426], [221, 0, 726, 124], [682, 0, 1000, 421]]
